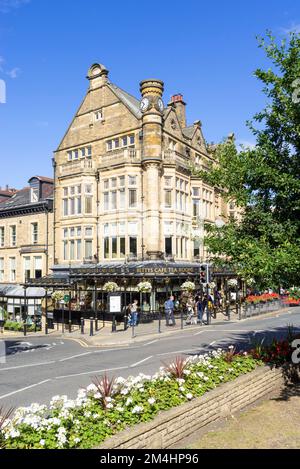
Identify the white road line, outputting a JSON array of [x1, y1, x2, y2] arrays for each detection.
[[0, 361, 55, 372], [0, 380, 51, 400], [55, 366, 129, 380], [130, 356, 153, 367], [59, 352, 92, 362], [157, 348, 196, 357], [143, 340, 158, 346], [209, 341, 216, 346], [193, 330, 205, 336]]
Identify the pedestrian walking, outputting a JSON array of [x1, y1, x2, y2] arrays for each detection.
[[196, 296, 204, 324], [164, 295, 176, 326], [128, 299, 138, 327]]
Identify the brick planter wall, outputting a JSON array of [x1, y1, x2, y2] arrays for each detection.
[[96, 366, 284, 449]]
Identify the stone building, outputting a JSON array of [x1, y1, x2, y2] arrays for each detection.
[[53, 63, 230, 267], [0, 176, 54, 319]]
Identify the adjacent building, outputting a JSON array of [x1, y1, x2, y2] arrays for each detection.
[[0, 177, 54, 319]]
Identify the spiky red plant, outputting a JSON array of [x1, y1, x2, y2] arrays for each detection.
[[92, 374, 116, 409], [0, 406, 14, 448], [163, 356, 188, 379]]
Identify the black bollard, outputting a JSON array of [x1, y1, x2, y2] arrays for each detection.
[[95, 318, 98, 332], [80, 317, 84, 334], [112, 314, 116, 333], [158, 310, 161, 333], [23, 322, 27, 337], [68, 320, 72, 333], [89, 317, 94, 336]]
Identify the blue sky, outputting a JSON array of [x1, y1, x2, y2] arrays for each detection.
[[0, 0, 299, 188]]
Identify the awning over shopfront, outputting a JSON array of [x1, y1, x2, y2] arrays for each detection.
[[0, 284, 46, 298], [25, 261, 202, 288]]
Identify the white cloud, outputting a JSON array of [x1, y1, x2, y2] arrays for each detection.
[[280, 23, 300, 35], [6, 67, 20, 78], [0, 0, 30, 14]]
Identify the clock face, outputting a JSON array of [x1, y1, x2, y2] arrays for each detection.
[[157, 98, 164, 112], [140, 97, 150, 112]]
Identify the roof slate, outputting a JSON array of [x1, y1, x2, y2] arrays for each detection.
[[108, 82, 142, 119]]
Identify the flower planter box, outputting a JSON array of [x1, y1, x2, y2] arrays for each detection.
[[96, 366, 284, 449]]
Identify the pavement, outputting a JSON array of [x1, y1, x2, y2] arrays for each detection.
[[0, 305, 292, 347], [0, 306, 299, 409]]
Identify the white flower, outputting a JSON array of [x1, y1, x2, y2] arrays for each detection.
[[148, 398, 156, 405], [179, 386, 185, 392], [203, 376, 209, 382], [132, 405, 143, 414], [176, 378, 185, 385], [126, 397, 133, 406], [219, 376, 224, 380], [183, 369, 191, 375], [121, 388, 129, 395], [84, 411, 91, 418], [9, 429, 20, 438], [105, 397, 112, 402], [39, 439, 45, 446], [116, 406, 124, 413], [86, 384, 97, 393], [106, 403, 114, 409], [186, 393, 193, 400], [74, 437, 81, 443]]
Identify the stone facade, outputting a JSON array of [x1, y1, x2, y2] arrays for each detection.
[[0, 177, 54, 285], [54, 63, 233, 266], [97, 366, 284, 449]]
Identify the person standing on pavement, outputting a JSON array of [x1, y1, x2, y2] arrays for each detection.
[[128, 299, 138, 327], [164, 295, 175, 326]]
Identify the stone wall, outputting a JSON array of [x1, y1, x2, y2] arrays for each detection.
[[97, 366, 284, 449]]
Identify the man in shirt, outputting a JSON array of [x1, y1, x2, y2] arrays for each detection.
[[164, 295, 175, 326]]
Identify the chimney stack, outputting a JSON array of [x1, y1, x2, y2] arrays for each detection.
[[169, 94, 186, 128]]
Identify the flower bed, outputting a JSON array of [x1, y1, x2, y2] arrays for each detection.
[[246, 293, 279, 304], [1, 349, 261, 449]]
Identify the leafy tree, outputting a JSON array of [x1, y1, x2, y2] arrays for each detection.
[[194, 32, 300, 288]]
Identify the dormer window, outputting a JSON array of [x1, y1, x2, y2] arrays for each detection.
[[29, 178, 40, 203], [31, 188, 39, 202]]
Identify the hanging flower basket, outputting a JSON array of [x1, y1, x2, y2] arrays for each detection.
[[137, 281, 152, 293], [103, 282, 118, 292], [227, 278, 238, 288], [181, 281, 195, 292], [247, 278, 255, 286], [51, 291, 64, 303]]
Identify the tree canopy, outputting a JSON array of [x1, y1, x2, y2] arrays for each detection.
[[194, 32, 300, 288]]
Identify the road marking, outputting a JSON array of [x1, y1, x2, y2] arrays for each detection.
[[209, 341, 216, 346], [0, 361, 55, 372], [193, 330, 205, 336], [157, 348, 197, 357], [55, 365, 129, 380], [143, 340, 158, 346], [59, 352, 92, 362], [0, 379, 51, 400], [130, 356, 153, 367]]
